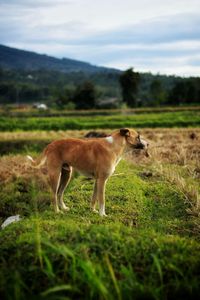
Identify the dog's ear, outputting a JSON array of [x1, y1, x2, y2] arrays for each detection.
[[120, 128, 130, 137]]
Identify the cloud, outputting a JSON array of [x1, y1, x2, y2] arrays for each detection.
[[0, 0, 71, 8], [2, 11, 199, 46], [71, 13, 200, 46], [0, 0, 200, 76]]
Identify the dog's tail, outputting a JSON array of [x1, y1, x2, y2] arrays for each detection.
[[26, 154, 47, 169]]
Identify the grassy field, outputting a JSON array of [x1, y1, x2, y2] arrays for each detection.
[[0, 127, 200, 300], [0, 110, 200, 131]]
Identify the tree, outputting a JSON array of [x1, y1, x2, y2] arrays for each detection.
[[73, 81, 96, 109], [119, 68, 140, 107], [54, 85, 75, 109], [150, 79, 166, 106], [0, 82, 17, 104], [168, 81, 184, 105], [168, 79, 200, 105]]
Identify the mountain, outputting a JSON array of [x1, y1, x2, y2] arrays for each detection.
[[2, 44, 197, 107], [0, 44, 117, 73]]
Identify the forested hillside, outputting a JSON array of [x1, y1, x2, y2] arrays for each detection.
[[0, 44, 112, 73], [0, 44, 199, 108]]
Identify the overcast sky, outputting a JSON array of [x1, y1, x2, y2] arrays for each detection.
[[0, 0, 200, 76]]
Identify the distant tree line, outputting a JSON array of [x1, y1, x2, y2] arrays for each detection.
[[119, 68, 200, 107], [0, 68, 120, 109], [0, 67, 199, 109]]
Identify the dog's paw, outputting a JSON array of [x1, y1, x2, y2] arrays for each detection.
[[99, 212, 108, 217], [55, 208, 61, 214], [53, 206, 60, 214], [92, 208, 99, 213], [61, 205, 70, 212]]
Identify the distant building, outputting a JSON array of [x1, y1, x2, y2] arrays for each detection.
[[33, 103, 48, 110], [27, 74, 34, 80]]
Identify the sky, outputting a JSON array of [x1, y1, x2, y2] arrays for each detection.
[[0, 0, 200, 77]]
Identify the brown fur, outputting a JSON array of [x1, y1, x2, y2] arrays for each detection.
[[27, 128, 148, 216]]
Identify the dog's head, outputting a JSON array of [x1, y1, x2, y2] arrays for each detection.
[[120, 128, 149, 154]]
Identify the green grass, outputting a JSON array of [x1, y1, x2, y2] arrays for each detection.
[[0, 139, 48, 155], [0, 160, 200, 300], [0, 110, 200, 131]]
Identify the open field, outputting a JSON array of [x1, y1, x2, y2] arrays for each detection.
[[0, 109, 200, 131], [1, 106, 200, 117], [0, 128, 200, 299]]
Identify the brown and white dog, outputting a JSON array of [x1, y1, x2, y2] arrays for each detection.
[[27, 128, 149, 216]]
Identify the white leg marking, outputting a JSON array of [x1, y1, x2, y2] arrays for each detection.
[[54, 172, 61, 213]]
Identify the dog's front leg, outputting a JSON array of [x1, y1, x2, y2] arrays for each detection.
[[91, 180, 98, 213], [97, 178, 107, 216]]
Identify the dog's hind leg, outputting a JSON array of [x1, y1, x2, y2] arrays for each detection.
[[91, 180, 98, 213], [57, 164, 72, 211], [48, 168, 62, 213]]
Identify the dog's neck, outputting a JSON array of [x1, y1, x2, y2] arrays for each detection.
[[109, 132, 127, 157]]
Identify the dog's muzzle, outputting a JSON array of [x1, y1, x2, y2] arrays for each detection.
[[132, 139, 150, 158], [133, 138, 149, 150], [134, 143, 145, 149]]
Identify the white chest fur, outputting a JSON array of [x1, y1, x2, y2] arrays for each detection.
[[105, 136, 114, 144]]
